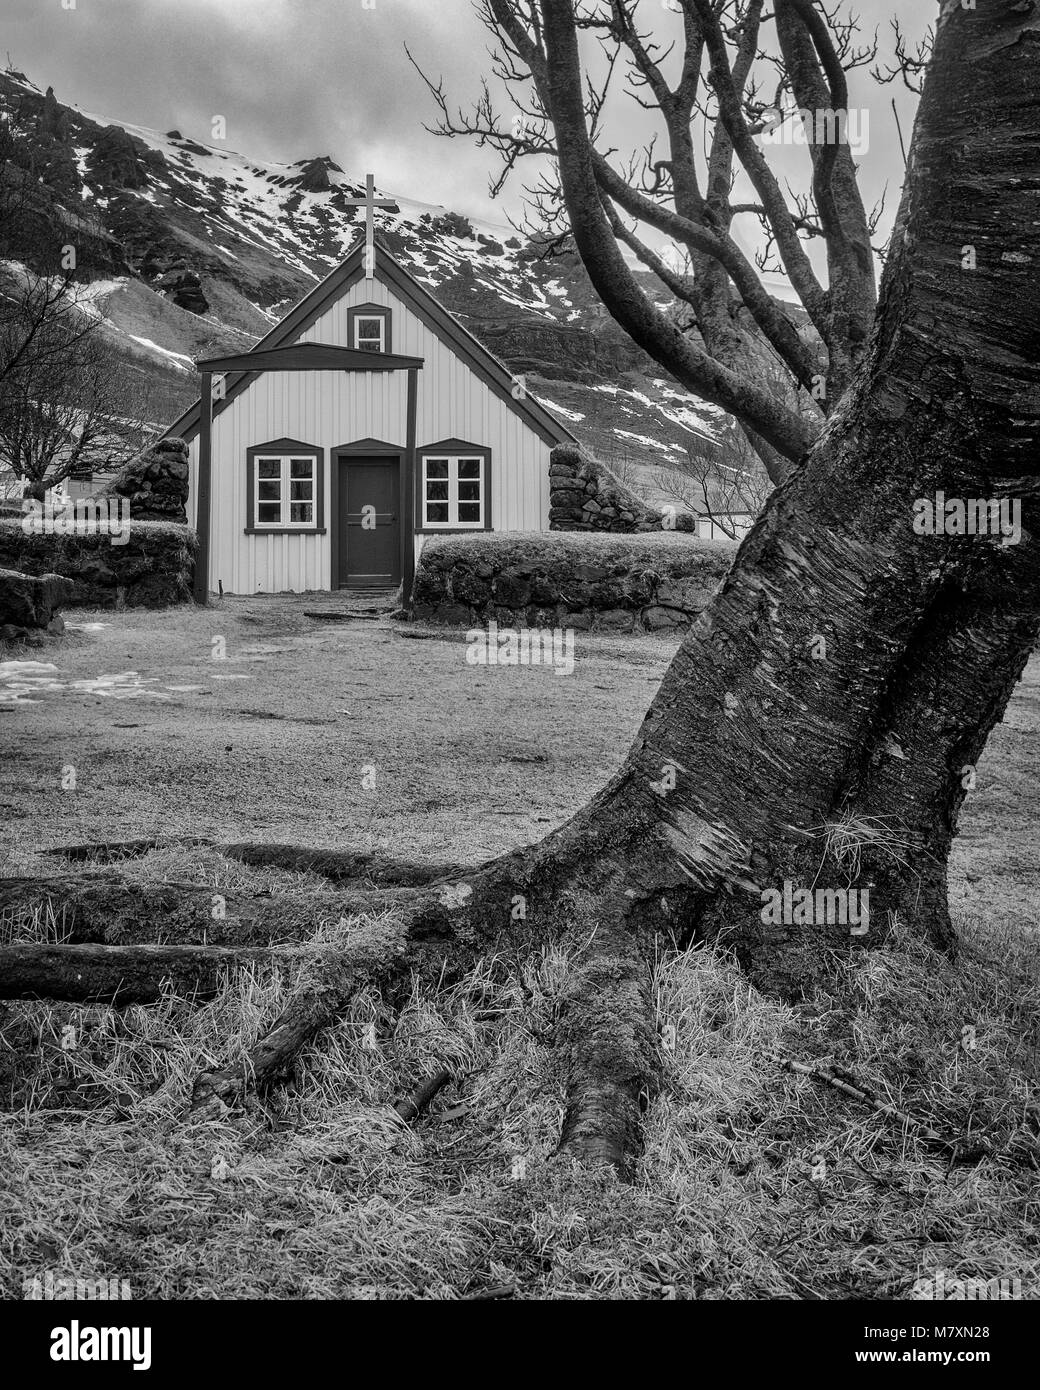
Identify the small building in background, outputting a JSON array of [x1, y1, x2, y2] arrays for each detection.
[[163, 238, 576, 598]]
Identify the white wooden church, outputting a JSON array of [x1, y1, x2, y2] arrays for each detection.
[[164, 208, 574, 601]]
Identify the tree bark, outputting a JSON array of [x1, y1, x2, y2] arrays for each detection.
[[512, 0, 1040, 1010]]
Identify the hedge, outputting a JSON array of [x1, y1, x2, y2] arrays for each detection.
[[412, 530, 735, 630]]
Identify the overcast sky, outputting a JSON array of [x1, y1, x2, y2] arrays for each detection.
[[6, 0, 931, 247]]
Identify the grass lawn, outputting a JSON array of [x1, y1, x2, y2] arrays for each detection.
[[0, 599, 1038, 1300], [1, 595, 672, 866]]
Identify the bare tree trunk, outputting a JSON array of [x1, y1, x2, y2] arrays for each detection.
[[481, 0, 1040, 1156]]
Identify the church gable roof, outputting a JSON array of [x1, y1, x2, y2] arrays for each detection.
[[164, 238, 576, 448]]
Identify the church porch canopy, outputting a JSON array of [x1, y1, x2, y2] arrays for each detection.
[[195, 343, 424, 374]]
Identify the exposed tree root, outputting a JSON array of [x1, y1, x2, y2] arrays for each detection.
[[0, 942, 283, 1005], [0, 874, 256, 948], [0, 873, 417, 947], [187, 905, 432, 1117], [5, 760, 972, 1180], [218, 842, 463, 887], [179, 837, 675, 1145], [5, 785, 933, 1180], [42, 838, 208, 863], [393, 1066, 453, 1123], [555, 909, 661, 1178], [42, 838, 465, 888], [190, 967, 360, 1117]]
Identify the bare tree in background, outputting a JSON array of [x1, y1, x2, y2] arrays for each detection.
[[650, 353, 801, 534], [0, 121, 99, 393], [650, 426, 768, 538], [0, 297, 141, 501], [0, 117, 142, 500]]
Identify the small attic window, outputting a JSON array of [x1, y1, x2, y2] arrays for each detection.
[[348, 302, 392, 354], [355, 317, 384, 352]]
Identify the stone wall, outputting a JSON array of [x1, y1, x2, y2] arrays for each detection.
[[412, 531, 734, 631], [0, 519, 197, 608], [0, 568, 75, 643], [98, 437, 190, 522], [548, 443, 698, 533]]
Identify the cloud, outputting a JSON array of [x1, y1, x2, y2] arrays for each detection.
[[4, 0, 926, 244], [5, 0, 513, 221]]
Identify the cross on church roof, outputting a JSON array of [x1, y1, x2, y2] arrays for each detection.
[[343, 174, 400, 279]]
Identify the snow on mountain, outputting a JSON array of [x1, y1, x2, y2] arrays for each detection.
[[0, 68, 726, 469]]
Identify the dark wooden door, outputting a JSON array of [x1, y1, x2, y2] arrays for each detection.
[[340, 459, 401, 588]]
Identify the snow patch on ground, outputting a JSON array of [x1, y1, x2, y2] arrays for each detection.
[[0, 662, 208, 705], [69, 672, 173, 700], [0, 662, 65, 706], [127, 335, 195, 370], [539, 398, 586, 422], [613, 427, 677, 450]]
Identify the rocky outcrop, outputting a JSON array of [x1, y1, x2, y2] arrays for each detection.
[[549, 443, 698, 533], [100, 438, 190, 522], [1, 84, 123, 275], [0, 520, 197, 609], [87, 124, 161, 190], [0, 568, 74, 642], [411, 531, 733, 631], [428, 211, 475, 240], [154, 259, 208, 314], [30, 86, 80, 199], [86, 124, 154, 189], [293, 157, 342, 192], [171, 137, 213, 158]]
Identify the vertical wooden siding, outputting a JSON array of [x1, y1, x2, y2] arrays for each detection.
[[186, 276, 551, 593]]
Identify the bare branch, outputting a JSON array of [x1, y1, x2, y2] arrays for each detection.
[[687, 0, 829, 335], [872, 17, 933, 94], [538, 0, 816, 467]]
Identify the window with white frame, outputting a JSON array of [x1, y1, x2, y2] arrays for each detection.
[[349, 303, 391, 354], [254, 454, 318, 528], [353, 315, 385, 353], [421, 453, 485, 528]]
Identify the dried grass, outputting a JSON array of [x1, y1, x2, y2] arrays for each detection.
[[1, 909, 1037, 1300]]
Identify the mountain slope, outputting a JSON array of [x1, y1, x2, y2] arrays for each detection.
[[0, 67, 727, 470]]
